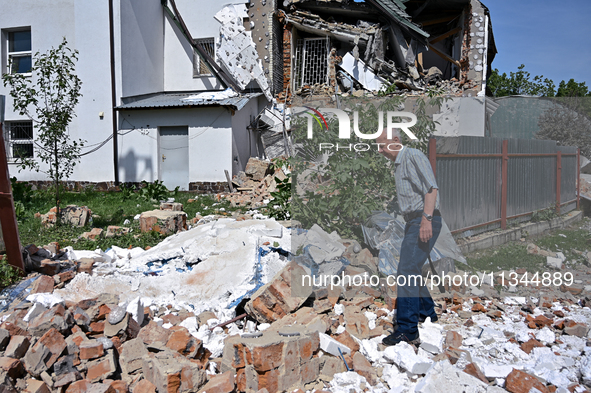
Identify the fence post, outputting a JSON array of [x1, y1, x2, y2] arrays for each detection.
[[501, 140, 508, 229], [556, 150, 562, 215], [577, 149, 581, 210], [428, 138, 436, 176], [0, 120, 26, 274]]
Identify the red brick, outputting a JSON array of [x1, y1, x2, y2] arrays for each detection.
[[24, 378, 51, 393], [298, 332, 319, 361], [257, 368, 281, 393], [463, 362, 488, 383], [251, 342, 284, 372], [166, 326, 201, 357], [334, 331, 360, 353], [86, 353, 116, 382], [0, 357, 25, 379], [445, 331, 463, 349], [31, 275, 55, 294], [65, 380, 91, 393], [138, 321, 171, 345], [505, 369, 548, 393], [471, 304, 486, 312], [36, 328, 67, 368], [5, 335, 30, 358], [80, 340, 104, 360], [108, 380, 128, 393], [133, 379, 156, 393], [198, 371, 235, 393], [90, 321, 105, 334], [520, 338, 545, 354], [98, 305, 112, 321], [56, 270, 76, 284]]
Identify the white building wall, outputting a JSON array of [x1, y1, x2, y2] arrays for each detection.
[[0, 0, 117, 182], [1, 0, 266, 185], [117, 107, 233, 185], [119, 0, 164, 97], [433, 97, 486, 137], [163, 0, 223, 92]]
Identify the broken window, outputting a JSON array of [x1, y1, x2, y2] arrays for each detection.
[[7, 29, 32, 74], [293, 37, 329, 91], [4, 121, 34, 159], [192, 38, 215, 77]]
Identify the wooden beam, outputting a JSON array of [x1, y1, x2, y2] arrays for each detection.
[[428, 44, 461, 67], [429, 27, 462, 45]]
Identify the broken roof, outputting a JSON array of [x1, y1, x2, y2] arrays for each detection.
[[115, 92, 262, 111], [366, 0, 430, 41]]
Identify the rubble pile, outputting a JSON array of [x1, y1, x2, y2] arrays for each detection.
[[35, 206, 92, 228], [216, 158, 289, 209], [2, 217, 591, 392]]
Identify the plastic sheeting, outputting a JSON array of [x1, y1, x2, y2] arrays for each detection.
[[362, 211, 465, 276]]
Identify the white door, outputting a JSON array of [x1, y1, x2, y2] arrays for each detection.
[[159, 126, 189, 190]]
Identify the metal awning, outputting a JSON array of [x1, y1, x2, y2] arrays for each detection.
[[116, 91, 262, 111]]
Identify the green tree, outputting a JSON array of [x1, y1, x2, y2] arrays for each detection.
[[2, 38, 83, 221], [488, 64, 555, 97], [556, 79, 591, 97]]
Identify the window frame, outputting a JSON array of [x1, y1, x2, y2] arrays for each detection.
[[4, 120, 34, 161], [5, 28, 32, 75], [193, 37, 216, 78]]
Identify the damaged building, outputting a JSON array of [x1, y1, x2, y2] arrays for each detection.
[[272, 0, 497, 100]]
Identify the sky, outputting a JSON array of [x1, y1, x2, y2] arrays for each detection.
[[485, 0, 591, 89]]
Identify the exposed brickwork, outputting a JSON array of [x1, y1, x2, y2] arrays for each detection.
[[188, 182, 229, 194], [277, 24, 293, 103]]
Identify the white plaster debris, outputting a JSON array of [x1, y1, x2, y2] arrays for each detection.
[[23, 302, 47, 322], [547, 256, 563, 269], [415, 360, 488, 393], [329, 372, 369, 393], [383, 342, 433, 374], [213, 5, 272, 100], [26, 293, 65, 309], [55, 219, 290, 312], [126, 296, 144, 325], [481, 363, 513, 379], [535, 326, 555, 345], [319, 332, 351, 357], [292, 224, 346, 264], [334, 303, 345, 316], [419, 321, 444, 354]]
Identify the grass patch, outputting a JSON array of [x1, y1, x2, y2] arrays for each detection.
[[14, 185, 250, 251], [535, 226, 591, 267], [0, 255, 21, 290], [462, 218, 591, 273], [463, 243, 546, 273]]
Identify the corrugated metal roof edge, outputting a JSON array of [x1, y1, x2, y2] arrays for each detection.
[[115, 91, 262, 111]]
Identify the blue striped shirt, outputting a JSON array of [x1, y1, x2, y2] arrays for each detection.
[[394, 147, 440, 215]]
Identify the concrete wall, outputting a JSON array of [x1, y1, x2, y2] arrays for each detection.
[[117, 107, 234, 187]]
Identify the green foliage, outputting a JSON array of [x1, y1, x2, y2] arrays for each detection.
[[556, 79, 591, 97], [0, 255, 21, 289], [531, 205, 558, 223], [291, 95, 442, 240], [488, 64, 556, 97], [2, 37, 83, 216], [266, 176, 291, 220], [138, 180, 170, 202]]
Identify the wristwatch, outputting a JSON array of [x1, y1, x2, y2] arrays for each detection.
[[422, 212, 433, 221]]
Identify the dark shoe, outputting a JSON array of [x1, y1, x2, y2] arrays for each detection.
[[382, 330, 420, 346], [419, 314, 438, 323]]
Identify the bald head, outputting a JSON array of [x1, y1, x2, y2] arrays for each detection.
[[376, 128, 403, 161]]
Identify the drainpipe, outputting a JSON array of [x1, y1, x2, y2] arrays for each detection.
[[109, 0, 119, 185]]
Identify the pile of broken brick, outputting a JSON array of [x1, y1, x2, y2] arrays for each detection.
[[216, 158, 289, 210], [1, 249, 591, 393]]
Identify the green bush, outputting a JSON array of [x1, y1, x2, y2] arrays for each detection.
[[0, 255, 21, 289]]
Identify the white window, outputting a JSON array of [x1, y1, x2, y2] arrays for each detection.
[[193, 38, 215, 77], [4, 121, 34, 159], [7, 29, 32, 74]]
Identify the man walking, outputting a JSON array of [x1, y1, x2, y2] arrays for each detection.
[[376, 130, 442, 346]]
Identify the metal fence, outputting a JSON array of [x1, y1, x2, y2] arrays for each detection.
[[427, 136, 580, 235]]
